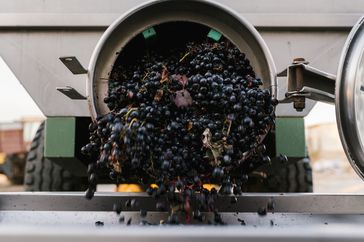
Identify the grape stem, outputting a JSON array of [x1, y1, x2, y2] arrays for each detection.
[[179, 52, 190, 62]]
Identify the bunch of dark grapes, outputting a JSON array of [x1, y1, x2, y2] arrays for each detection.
[[82, 40, 277, 224]]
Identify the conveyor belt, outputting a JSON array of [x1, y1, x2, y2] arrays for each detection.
[[1, 192, 364, 241]]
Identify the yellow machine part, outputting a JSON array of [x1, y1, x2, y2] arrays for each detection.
[[116, 184, 144, 192], [0, 153, 6, 165], [116, 183, 220, 192], [202, 184, 220, 191]]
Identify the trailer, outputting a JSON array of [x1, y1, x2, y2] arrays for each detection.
[[1, 0, 364, 240]]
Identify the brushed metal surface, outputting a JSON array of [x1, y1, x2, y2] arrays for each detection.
[[3, 225, 364, 242], [1, 192, 364, 213], [0, 13, 360, 29], [59, 56, 87, 75], [336, 16, 364, 180], [87, 0, 277, 120], [1, 192, 364, 236], [0, 0, 359, 117]]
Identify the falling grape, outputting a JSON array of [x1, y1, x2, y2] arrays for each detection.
[[82, 39, 277, 224]]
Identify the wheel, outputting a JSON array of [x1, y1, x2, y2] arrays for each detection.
[[24, 122, 87, 191], [265, 158, 313, 192], [247, 157, 313, 192]]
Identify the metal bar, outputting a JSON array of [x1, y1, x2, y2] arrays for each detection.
[[2, 225, 364, 242], [1, 193, 364, 239], [279, 62, 336, 110], [56, 87, 87, 100], [1, 192, 364, 214], [0, 13, 360, 29], [59, 57, 87, 75], [1, 225, 364, 242], [0, 0, 362, 14], [281, 63, 336, 96]]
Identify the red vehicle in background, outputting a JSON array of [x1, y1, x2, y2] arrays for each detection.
[[0, 117, 42, 184]]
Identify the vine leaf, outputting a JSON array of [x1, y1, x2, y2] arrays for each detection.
[[202, 128, 223, 166], [173, 89, 193, 107], [187, 121, 193, 131], [172, 74, 189, 87], [154, 89, 164, 102], [160, 65, 169, 84]]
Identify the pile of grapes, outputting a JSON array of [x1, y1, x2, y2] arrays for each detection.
[[82, 39, 276, 224]]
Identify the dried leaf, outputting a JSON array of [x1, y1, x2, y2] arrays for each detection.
[[205, 150, 213, 160], [172, 74, 189, 87], [154, 89, 164, 102], [213, 66, 223, 72], [222, 119, 232, 136], [173, 89, 193, 107], [210, 147, 223, 166], [224, 143, 233, 151], [160, 65, 169, 83], [139, 86, 147, 93], [202, 128, 212, 149], [202, 128, 223, 166], [127, 91, 134, 99], [251, 171, 267, 179], [211, 43, 219, 50], [187, 121, 193, 131], [246, 75, 254, 87], [111, 161, 122, 173]]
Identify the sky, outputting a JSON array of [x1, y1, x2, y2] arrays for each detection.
[[0, 57, 44, 123], [305, 102, 336, 126], [0, 56, 335, 125]]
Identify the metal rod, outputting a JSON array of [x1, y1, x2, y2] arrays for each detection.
[[1, 192, 364, 214]]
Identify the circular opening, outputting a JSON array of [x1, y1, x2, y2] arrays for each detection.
[[103, 21, 275, 169], [88, 0, 276, 120], [113, 22, 215, 70]]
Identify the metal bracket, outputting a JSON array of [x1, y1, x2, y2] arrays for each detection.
[[59, 56, 87, 75], [278, 58, 336, 111], [56, 86, 86, 100]]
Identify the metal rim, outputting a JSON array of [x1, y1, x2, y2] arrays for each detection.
[[87, 0, 277, 120], [336, 16, 364, 180]]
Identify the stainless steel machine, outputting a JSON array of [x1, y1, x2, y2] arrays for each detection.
[[1, 0, 364, 240]]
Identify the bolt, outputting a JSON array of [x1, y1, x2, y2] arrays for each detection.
[[292, 58, 309, 65], [293, 97, 305, 112]]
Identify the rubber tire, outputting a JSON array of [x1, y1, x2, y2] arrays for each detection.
[[247, 158, 313, 192], [24, 122, 87, 191], [265, 158, 313, 192]]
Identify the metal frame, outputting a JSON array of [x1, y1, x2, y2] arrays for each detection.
[[278, 59, 336, 111], [2, 192, 364, 241], [4, 192, 364, 213], [0, 0, 358, 117]]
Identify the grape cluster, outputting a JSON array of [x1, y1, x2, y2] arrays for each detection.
[[82, 39, 276, 224]]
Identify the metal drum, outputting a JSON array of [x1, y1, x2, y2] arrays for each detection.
[[87, 0, 277, 120]]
